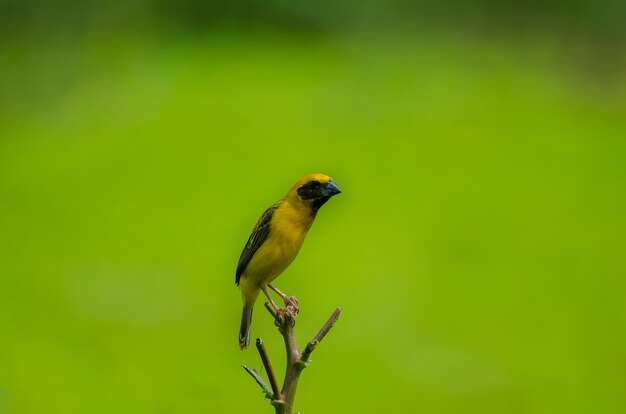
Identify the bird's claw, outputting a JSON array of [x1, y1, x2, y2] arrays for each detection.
[[284, 296, 299, 313], [275, 305, 298, 326]]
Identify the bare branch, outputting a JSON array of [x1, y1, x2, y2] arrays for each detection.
[[256, 338, 282, 401], [242, 302, 342, 414], [264, 301, 279, 322], [301, 307, 342, 362]]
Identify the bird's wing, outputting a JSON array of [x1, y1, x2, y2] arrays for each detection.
[[236, 204, 278, 285]]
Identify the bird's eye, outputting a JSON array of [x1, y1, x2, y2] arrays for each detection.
[[310, 180, 320, 187]]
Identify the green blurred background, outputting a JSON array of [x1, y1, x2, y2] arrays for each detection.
[[1, 1, 625, 413]]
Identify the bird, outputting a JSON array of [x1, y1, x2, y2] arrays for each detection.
[[235, 174, 342, 350]]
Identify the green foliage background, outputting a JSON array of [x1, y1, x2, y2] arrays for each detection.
[[1, 3, 626, 413]]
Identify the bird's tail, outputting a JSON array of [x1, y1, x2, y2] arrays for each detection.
[[239, 305, 253, 350]]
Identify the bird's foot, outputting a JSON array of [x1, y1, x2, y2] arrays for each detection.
[[284, 296, 299, 314], [276, 306, 297, 326]]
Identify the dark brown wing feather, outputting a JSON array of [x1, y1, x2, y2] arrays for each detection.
[[235, 204, 278, 285]]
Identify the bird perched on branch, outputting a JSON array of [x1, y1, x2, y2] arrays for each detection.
[[236, 174, 342, 350]]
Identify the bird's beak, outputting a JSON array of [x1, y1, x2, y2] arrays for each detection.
[[322, 180, 342, 197]]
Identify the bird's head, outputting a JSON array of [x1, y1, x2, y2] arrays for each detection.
[[288, 173, 342, 213]]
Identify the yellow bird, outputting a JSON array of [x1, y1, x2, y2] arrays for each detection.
[[236, 174, 342, 349]]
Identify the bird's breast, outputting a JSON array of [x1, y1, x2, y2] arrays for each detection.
[[271, 214, 310, 261], [244, 202, 314, 287], [271, 203, 314, 247]]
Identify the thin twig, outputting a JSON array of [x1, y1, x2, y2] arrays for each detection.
[[256, 338, 282, 401], [301, 307, 342, 362], [264, 301, 279, 321]]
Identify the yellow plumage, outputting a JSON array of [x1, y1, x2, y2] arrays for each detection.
[[236, 174, 341, 349]]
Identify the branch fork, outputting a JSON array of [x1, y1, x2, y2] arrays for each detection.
[[242, 301, 342, 414]]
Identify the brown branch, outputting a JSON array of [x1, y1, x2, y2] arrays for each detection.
[[242, 302, 342, 414], [264, 301, 279, 321], [256, 339, 282, 401], [302, 307, 342, 363]]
